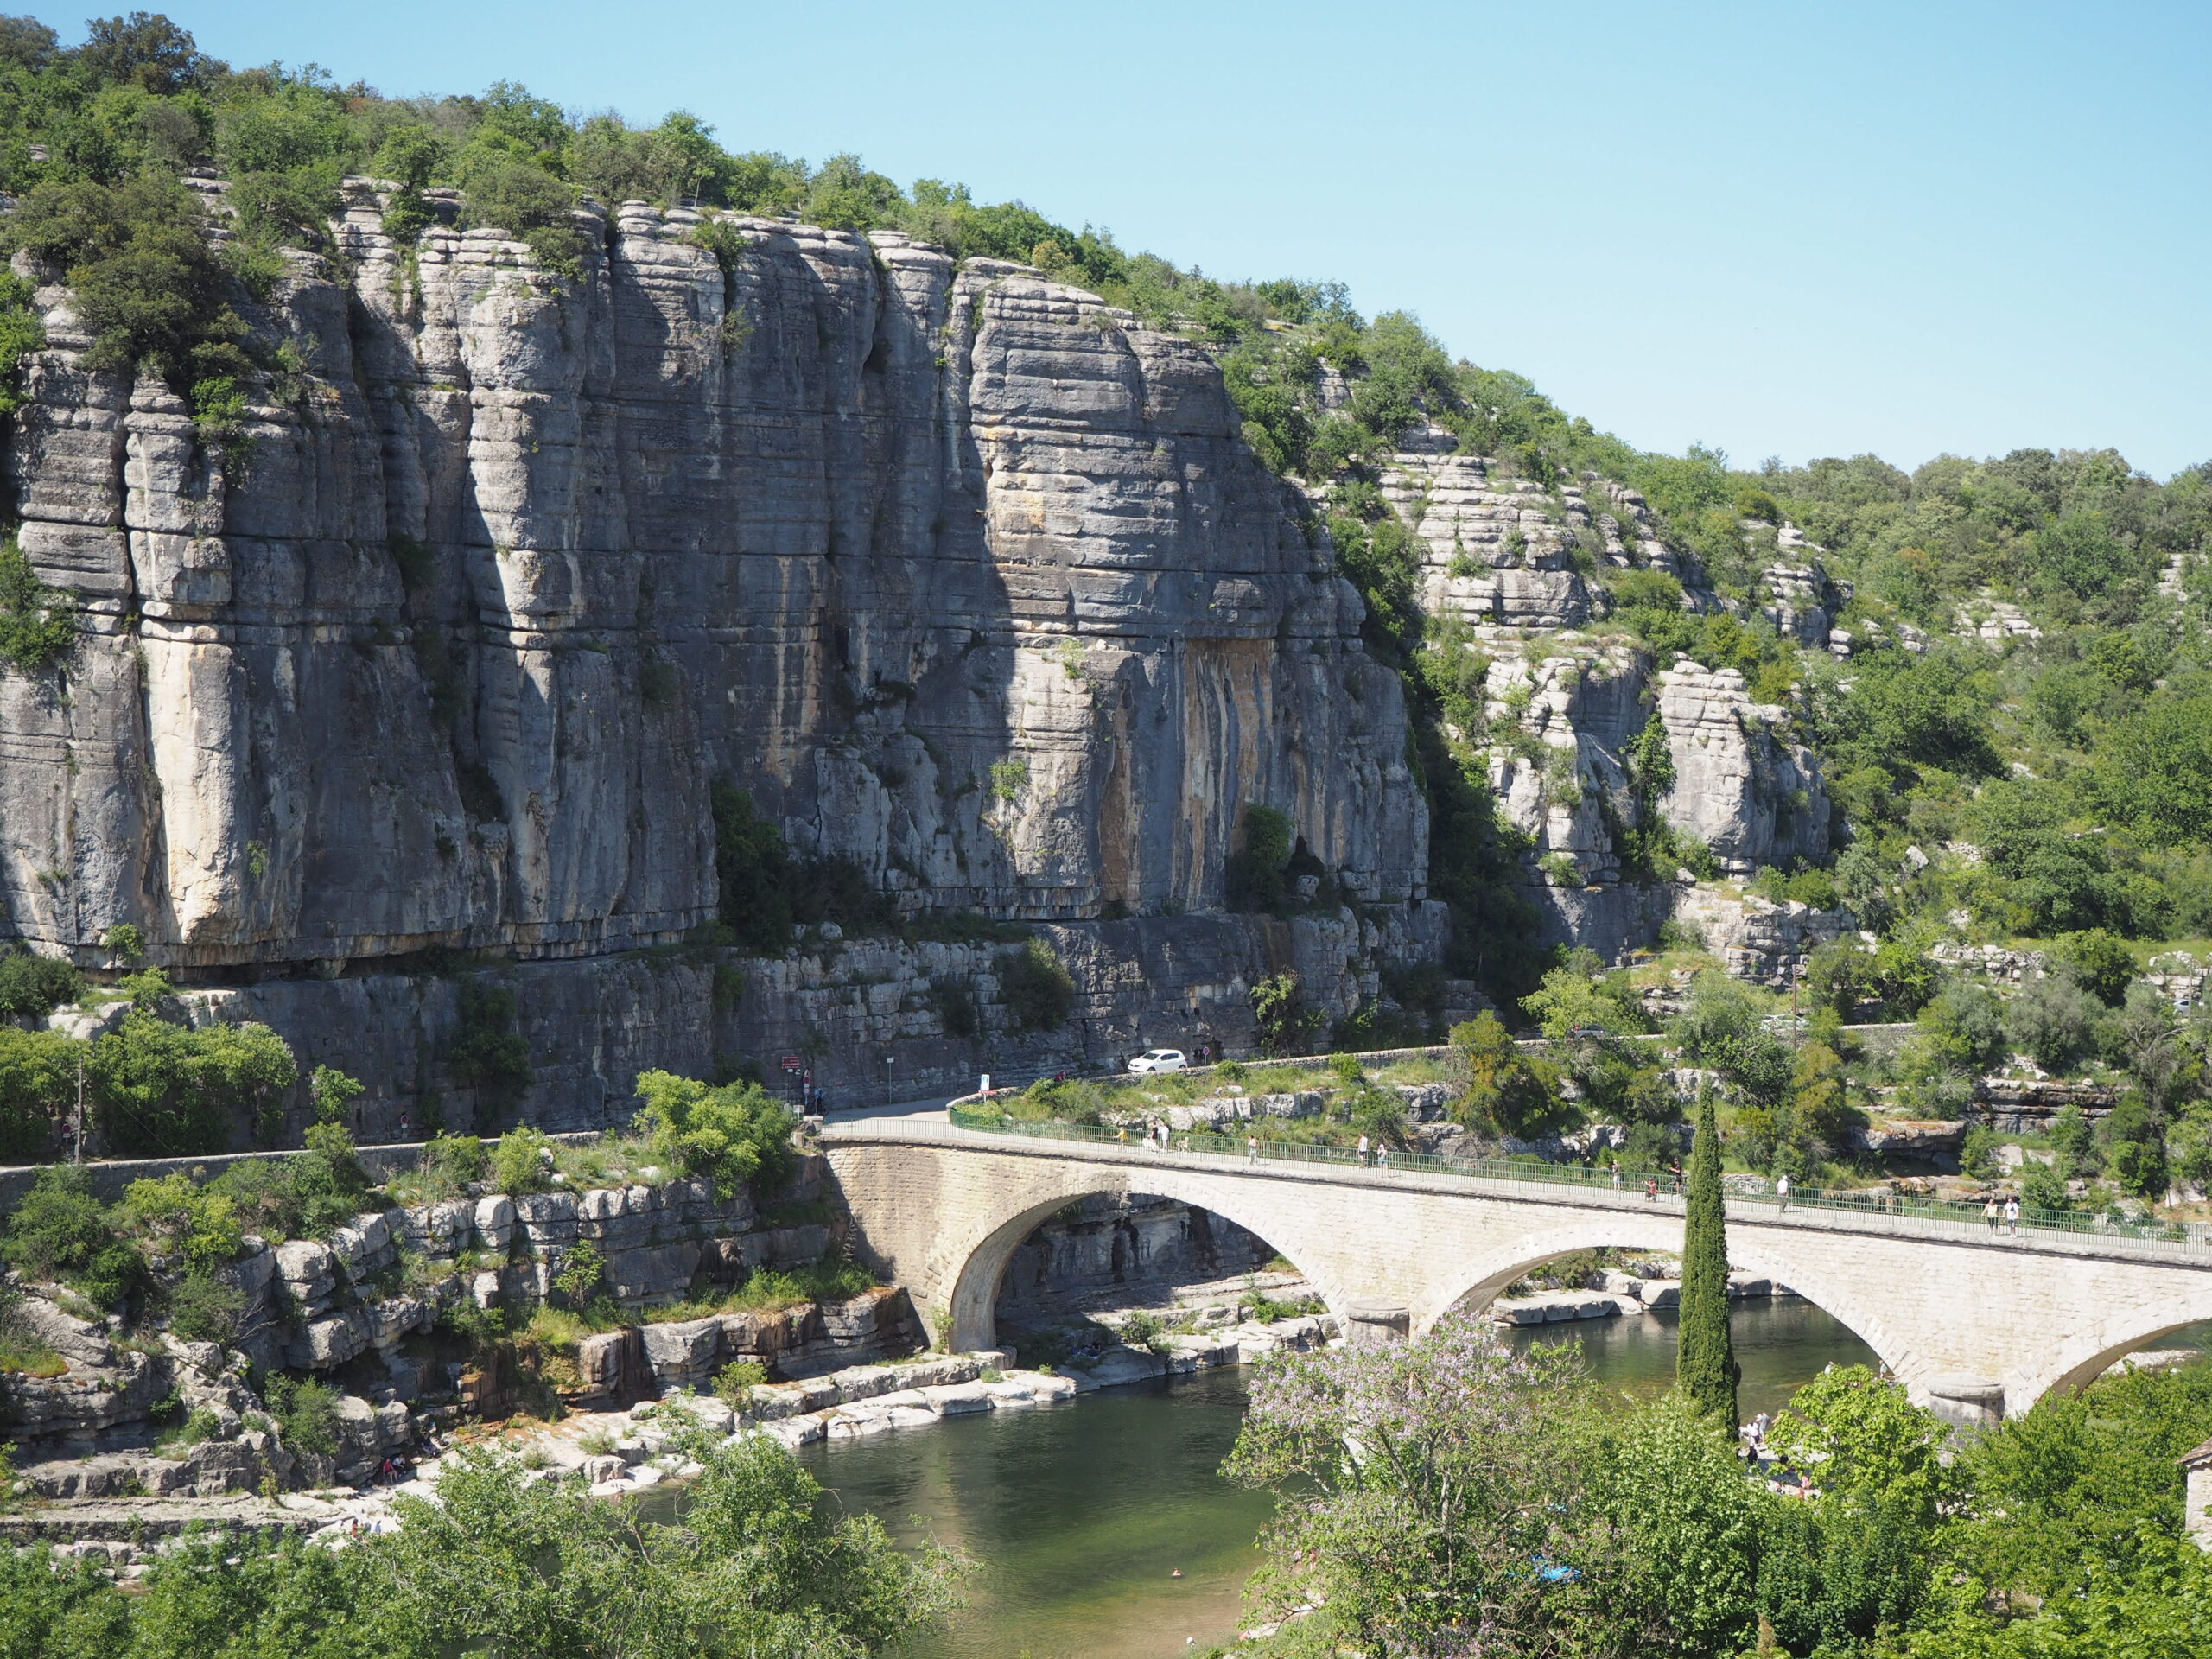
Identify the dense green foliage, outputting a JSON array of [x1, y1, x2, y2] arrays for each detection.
[[1447, 1009, 1567, 1136], [1676, 1090, 1738, 1427], [0, 1434, 957, 1657], [0, 533, 75, 674], [0, 1023, 80, 1160], [1229, 1328, 2212, 1659], [631, 1068, 796, 1196], [996, 937, 1076, 1030], [442, 976, 530, 1110], [709, 781, 899, 951], [0, 1164, 142, 1304], [86, 1007, 295, 1154]]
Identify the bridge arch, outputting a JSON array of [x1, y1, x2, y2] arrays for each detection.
[[823, 1123, 2212, 1419], [2009, 1281, 2212, 1408], [931, 1167, 1357, 1355], [1414, 1213, 1916, 1383]]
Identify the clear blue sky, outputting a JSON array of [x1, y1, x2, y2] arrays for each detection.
[[168, 1, 2209, 477]]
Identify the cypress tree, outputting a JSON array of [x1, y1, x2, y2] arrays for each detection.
[[1676, 1085, 1739, 1427]]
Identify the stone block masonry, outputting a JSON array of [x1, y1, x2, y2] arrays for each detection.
[[824, 1119, 2212, 1417]]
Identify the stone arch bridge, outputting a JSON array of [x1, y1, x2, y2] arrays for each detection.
[[823, 1119, 2212, 1419]]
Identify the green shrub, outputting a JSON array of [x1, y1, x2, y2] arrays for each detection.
[[0, 268, 45, 417], [711, 782, 795, 951], [167, 1271, 245, 1344], [5, 175, 247, 391], [87, 1011, 296, 1156], [1450, 1010, 1569, 1137], [101, 924, 145, 963], [308, 1065, 364, 1125], [0, 1166, 142, 1306], [117, 964, 174, 1009], [454, 149, 582, 274], [1225, 804, 1294, 912], [997, 938, 1075, 1030], [713, 1358, 768, 1409], [421, 1131, 489, 1193], [929, 975, 978, 1039], [2018, 1160, 2070, 1214], [489, 1127, 556, 1197], [1251, 971, 1322, 1057], [0, 1026, 83, 1161], [2050, 929, 2136, 1006], [447, 978, 532, 1111], [263, 1374, 339, 1456], [207, 1123, 371, 1242], [0, 537, 76, 676], [118, 1173, 244, 1268], [1117, 1310, 1168, 1353], [550, 1240, 605, 1306], [631, 1071, 795, 1197]]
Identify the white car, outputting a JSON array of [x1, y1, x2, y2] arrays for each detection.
[[1128, 1048, 1188, 1074]]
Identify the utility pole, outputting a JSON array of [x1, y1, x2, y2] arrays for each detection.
[[73, 1052, 85, 1163]]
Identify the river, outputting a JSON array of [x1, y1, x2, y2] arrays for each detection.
[[797, 1299, 1885, 1659]]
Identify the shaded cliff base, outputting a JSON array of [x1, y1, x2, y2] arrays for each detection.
[[81, 906, 1456, 1146]]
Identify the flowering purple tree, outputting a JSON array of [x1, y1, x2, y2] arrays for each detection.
[[1223, 1313, 1599, 1656]]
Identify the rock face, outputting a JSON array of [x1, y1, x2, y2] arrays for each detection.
[[1363, 438, 1840, 963], [0, 187, 1436, 1118], [1, 1151, 919, 1495], [1671, 884, 1853, 988], [1457, 635, 1833, 956], [995, 1192, 1277, 1318], [1379, 445, 1706, 632]]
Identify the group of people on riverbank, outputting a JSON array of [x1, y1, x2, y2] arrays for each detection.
[[1740, 1410, 1821, 1499]]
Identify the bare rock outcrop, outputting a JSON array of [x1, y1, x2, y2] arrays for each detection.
[[0, 187, 1437, 1119]]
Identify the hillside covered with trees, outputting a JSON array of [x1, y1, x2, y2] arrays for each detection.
[[5, 12, 2212, 1212]]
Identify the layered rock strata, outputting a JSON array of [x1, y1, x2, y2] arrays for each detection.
[[0, 184, 1432, 1118], [0, 1151, 917, 1498]]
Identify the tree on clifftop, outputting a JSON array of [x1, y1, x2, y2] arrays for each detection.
[[1678, 1086, 1739, 1427]]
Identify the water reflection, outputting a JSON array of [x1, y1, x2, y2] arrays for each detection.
[[1503, 1298, 1881, 1420], [801, 1367, 1267, 1659], [799, 1300, 1878, 1658]]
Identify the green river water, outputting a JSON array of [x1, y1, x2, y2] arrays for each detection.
[[796, 1300, 1888, 1659]]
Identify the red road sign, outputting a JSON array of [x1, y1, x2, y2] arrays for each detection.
[[780, 1055, 803, 1073]]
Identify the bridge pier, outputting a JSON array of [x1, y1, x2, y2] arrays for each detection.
[[822, 1122, 2212, 1416], [1341, 1303, 1412, 1346]]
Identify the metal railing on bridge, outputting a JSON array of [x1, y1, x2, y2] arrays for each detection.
[[945, 1103, 2212, 1262]]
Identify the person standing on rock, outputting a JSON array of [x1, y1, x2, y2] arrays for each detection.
[[2005, 1194, 2021, 1236], [1776, 1173, 1790, 1212]]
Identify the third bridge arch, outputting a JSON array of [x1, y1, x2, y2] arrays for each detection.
[[822, 1120, 2212, 1416]]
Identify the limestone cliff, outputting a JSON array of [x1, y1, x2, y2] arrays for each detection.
[[1375, 440, 1842, 958], [0, 183, 1439, 1119]]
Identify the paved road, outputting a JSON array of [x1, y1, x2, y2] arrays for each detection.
[[822, 1094, 952, 1125]]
